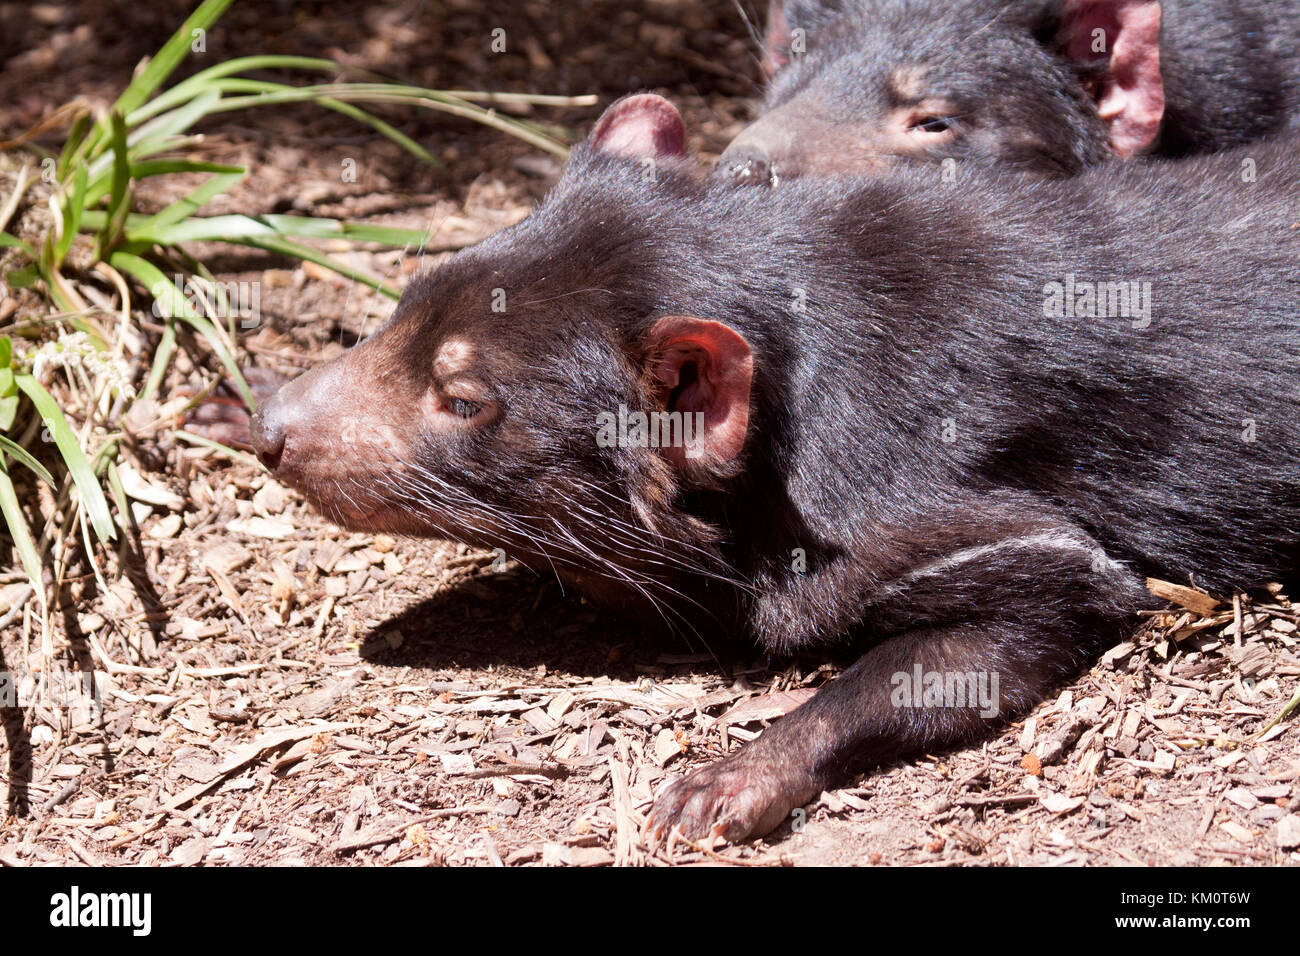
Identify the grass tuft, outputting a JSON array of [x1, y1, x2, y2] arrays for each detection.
[[0, 0, 594, 640]]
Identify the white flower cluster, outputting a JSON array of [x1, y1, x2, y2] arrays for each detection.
[[28, 332, 136, 400]]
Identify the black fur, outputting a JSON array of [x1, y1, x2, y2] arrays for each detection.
[[257, 126, 1300, 842]]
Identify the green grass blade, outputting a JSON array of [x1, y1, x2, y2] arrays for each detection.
[[235, 235, 402, 298], [109, 251, 252, 406], [131, 212, 427, 248], [312, 96, 438, 166], [79, 162, 245, 236], [0, 232, 34, 256], [209, 83, 568, 156], [83, 137, 208, 207], [0, 459, 43, 594], [52, 161, 88, 265], [129, 55, 344, 124], [141, 319, 177, 402], [85, 92, 220, 187], [56, 112, 93, 181], [132, 213, 277, 244], [110, 0, 235, 118], [0, 435, 58, 488], [130, 159, 246, 179], [185, 78, 440, 164], [0, 352, 17, 432], [175, 428, 259, 467], [258, 215, 429, 246], [139, 168, 246, 232], [127, 88, 222, 147], [97, 111, 132, 255], [13, 373, 116, 545], [88, 214, 410, 298]]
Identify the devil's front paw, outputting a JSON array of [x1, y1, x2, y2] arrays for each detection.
[[644, 751, 814, 847]]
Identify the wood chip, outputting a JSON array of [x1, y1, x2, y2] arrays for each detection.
[[118, 462, 185, 509], [227, 516, 295, 539], [1040, 793, 1086, 815], [608, 756, 641, 867], [1146, 578, 1222, 617], [652, 728, 686, 766], [717, 688, 817, 726], [201, 542, 253, 576], [522, 708, 559, 733], [170, 837, 211, 866], [1101, 642, 1136, 667], [1275, 814, 1300, 849], [1250, 784, 1292, 801], [148, 513, 183, 538], [1019, 716, 1037, 752], [1224, 788, 1260, 810], [162, 722, 358, 811], [1218, 821, 1255, 843]]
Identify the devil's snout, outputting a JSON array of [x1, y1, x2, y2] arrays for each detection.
[[718, 142, 774, 187], [249, 365, 331, 474], [250, 395, 287, 471]]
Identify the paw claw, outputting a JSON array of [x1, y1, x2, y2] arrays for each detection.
[[645, 752, 813, 848]]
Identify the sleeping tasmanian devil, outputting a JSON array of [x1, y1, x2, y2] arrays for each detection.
[[721, 0, 1300, 182], [251, 94, 1300, 844]]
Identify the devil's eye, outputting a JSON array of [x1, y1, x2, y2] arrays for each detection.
[[449, 398, 484, 419], [910, 115, 953, 133]]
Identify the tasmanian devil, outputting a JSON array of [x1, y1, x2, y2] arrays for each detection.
[[720, 0, 1300, 183], [251, 93, 1300, 843]]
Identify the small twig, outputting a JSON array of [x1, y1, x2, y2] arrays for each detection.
[[463, 759, 570, 780], [0, 163, 33, 235], [1252, 682, 1300, 741], [331, 806, 494, 853], [64, 837, 104, 867], [0, 585, 34, 631], [104, 814, 165, 851], [653, 829, 790, 867], [609, 755, 641, 867], [40, 778, 80, 816], [955, 793, 1040, 809]]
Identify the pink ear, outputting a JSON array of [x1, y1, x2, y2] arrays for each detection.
[[1062, 0, 1165, 157], [645, 316, 754, 468], [590, 94, 687, 161], [765, 0, 793, 75]]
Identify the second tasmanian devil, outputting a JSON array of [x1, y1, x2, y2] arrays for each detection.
[[720, 0, 1300, 182], [251, 94, 1300, 843]]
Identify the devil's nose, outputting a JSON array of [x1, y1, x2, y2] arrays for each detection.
[[720, 144, 773, 187], [250, 396, 287, 471]]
